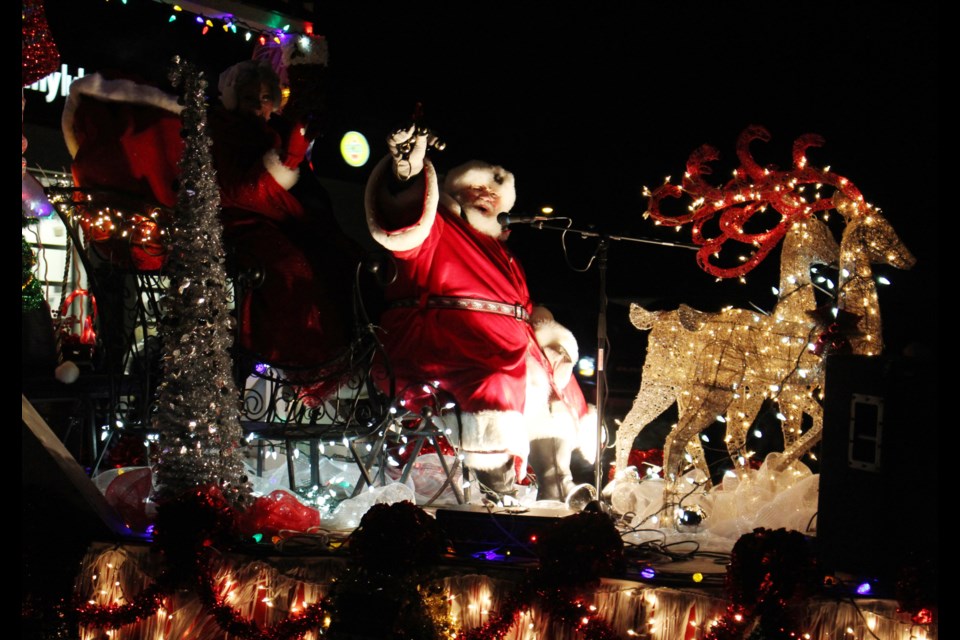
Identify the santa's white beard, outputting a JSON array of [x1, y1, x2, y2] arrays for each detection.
[[462, 206, 506, 239]]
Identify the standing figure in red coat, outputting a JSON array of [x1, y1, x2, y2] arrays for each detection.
[[63, 57, 360, 380], [210, 59, 360, 375], [365, 127, 597, 503]]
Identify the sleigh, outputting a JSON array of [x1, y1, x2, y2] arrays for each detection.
[[24, 73, 468, 510]]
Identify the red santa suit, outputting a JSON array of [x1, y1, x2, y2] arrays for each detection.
[[62, 72, 183, 271], [62, 71, 357, 373], [365, 156, 596, 500], [207, 103, 358, 373]]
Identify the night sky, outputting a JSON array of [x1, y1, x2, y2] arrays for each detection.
[[27, 1, 940, 410]]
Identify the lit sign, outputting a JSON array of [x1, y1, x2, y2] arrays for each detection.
[[25, 64, 86, 103], [339, 131, 370, 167]]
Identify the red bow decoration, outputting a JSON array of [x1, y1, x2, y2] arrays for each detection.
[[807, 306, 862, 356], [628, 448, 664, 475], [235, 490, 321, 540]]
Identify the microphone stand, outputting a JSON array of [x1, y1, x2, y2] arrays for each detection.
[[595, 239, 609, 493], [513, 220, 696, 496]]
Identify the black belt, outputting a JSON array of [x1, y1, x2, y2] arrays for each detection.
[[389, 295, 530, 322]]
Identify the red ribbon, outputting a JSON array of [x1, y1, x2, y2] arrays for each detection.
[[627, 448, 664, 475]]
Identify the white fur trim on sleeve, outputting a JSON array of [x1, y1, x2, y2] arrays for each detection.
[[364, 156, 440, 253], [62, 73, 183, 158], [533, 318, 579, 365], [263, 149, 299, 190]]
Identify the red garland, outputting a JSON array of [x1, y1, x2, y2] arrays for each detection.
[[458, 586, 621, 640], [457, 589, 524, 640], [75, 583, 169, 628], [460, 511, 625, 640], [78, 494, 628, 639], [195, 559, 332, 640], [75, 485, 333, 639], [76, 548, 333, 639], [705, 528, 818, 640]]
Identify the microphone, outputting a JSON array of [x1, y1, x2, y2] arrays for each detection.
[[497, 212, 554, 226]]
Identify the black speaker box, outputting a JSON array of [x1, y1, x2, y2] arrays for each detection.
[[817, 355, 938, 584], [435, 504, 572, 560]]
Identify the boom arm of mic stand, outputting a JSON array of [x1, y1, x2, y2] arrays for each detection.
[[515, 222, 696, 496], [517, 221, 699, 251]]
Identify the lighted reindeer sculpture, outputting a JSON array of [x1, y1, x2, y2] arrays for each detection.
[[614, 126, 915, 507], [771, 193, 916, 467], [624, 216, 839, 478]]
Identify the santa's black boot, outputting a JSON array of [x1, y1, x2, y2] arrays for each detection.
[[471, 458, 518, 504]]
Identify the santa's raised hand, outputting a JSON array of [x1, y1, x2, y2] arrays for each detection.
[[387, 124, 436, 181]]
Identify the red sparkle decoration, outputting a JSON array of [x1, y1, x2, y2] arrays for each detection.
[[627, 447, 664, 475], [22, 0, 61, 87], [912, 608, 935, 625]]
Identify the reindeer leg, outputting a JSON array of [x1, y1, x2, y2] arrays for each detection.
[[615, 383, 676, 476], [725, 394, 765, 476], [775, 396, 823, 471], [778, 385, 810, 449], [684, 437, 711, 488], [662, 385, 726, 506]]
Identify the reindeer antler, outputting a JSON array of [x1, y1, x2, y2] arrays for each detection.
[[645, 126, 864, 278], [735, 124, 772, 181]]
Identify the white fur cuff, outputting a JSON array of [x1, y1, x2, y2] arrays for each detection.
[[364, 156, 440, 252], [263, 149, 299, 190], [534, 318, 579, 364]]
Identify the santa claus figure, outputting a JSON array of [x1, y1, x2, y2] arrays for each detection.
[[209, 59, 359, 375], [365, 126, 597, 503], [61, 56, 359, 376]]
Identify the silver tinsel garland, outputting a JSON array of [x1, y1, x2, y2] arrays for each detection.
[[152, 57, 252, 507]]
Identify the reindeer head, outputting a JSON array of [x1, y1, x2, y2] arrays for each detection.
[[833, 193, 916, 271]]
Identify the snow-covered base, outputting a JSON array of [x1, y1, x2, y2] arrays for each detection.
[[608, 452, 819, 553], [91, 448, 817, 549]]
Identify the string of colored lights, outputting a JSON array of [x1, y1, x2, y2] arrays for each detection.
[[102, 0, 315, 47]]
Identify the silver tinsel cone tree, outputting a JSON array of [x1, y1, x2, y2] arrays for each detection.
[[152, 57, 251, 508]]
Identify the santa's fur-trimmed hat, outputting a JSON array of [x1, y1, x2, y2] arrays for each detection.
[[443, 161, 516, 213], [217, 59, 282, 112]]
